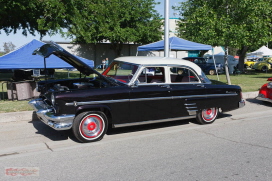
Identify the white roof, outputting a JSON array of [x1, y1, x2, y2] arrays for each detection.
[[114, 56, 203, 75]]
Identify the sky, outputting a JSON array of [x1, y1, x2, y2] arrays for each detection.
[[0, 0, 184, 49]]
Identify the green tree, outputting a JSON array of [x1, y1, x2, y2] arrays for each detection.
[[3, 42, 16, 53], [0, 0, 46, 37], [38, 0, 163, 57], [175, 0, 272, 74]]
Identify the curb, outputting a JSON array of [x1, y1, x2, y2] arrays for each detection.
[[242, 91, 258, 99], [0, 111, 38, 123], [0, 91, 259, 123]]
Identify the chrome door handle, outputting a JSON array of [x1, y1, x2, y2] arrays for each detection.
[[161, 85, 170, 88]]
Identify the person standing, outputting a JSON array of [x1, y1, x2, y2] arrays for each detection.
[[102, 59, 106, 70], [105, 58, 109, 68]]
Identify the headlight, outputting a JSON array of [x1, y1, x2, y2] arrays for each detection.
[[51, 93, 55, 105], [267, 82, 272, 88]]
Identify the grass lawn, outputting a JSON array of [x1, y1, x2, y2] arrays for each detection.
[[207, 69, 271, 92], [0, 69, 271, 113]]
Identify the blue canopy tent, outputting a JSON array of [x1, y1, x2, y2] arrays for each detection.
[[0, 39, 94, 69], [137, 37, 212, 52], [137, 37, 219, 80]]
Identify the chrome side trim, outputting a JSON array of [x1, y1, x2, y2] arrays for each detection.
[[185, 102, 198, 115], [65, 93, 238, 106], [187, 110, 198, 115], [185, 103, 196, 106], [113, 116, 195, 128], [66, 97, 174, 106], [28, 99, 75, 130], [186, 107, 197, 109]]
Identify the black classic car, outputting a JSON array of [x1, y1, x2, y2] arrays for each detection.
[[183, 57, 224, 75], [29, 43, 245, 143]]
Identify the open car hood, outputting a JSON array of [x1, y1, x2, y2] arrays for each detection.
[[33, 42, 99, 76]]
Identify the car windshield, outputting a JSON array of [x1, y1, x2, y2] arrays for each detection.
[[102, 61, 139, 84]]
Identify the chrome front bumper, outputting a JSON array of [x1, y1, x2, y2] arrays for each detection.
[[28, 98, 75, 130], [256, 96, 272, 103]]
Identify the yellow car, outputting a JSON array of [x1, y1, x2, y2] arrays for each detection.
[[244, 60, 257, 68], [252, 58, 272, 72]]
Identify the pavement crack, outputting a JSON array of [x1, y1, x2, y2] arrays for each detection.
[[0, 152, 19, 157], [196, 130, 272, 150], [44, 142, 53, 152]]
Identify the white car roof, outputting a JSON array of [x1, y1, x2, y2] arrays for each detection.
[[114, 56, 203, 75]]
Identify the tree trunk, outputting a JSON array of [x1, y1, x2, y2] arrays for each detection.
[[110, 42, 123, 58], [238, 46, 248, 72]]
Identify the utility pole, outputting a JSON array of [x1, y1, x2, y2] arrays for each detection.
[[225, 3, 231, 85], [164, 0, 169, 57], [224, 46, 231, 85]]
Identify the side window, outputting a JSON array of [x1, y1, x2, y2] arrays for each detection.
[[138, 67, 165, 83], [170, 67, 199, 83]]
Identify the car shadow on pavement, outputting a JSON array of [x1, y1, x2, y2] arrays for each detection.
[[107, 119, 192, 136], [29, 111, 73, 141], [28, 112, 234, 142], [107, 112, 233, 136], [217, 112, 233, 119], [246, 98, 272, 107]]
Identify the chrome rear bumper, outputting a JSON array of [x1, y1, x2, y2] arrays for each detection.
[[28, 98, 74, 130], [239, 99, 245, 108]]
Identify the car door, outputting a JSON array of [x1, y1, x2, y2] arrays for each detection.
[[129, 84, 173, 122], [169, 67, 207, 117], [129, 67, 174, 123]]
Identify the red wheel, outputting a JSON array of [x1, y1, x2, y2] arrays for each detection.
[[196, 108, 218, 124], [73, 111, 108, 143]]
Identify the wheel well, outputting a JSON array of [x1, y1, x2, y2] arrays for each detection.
[[75, 106, 113, 127]]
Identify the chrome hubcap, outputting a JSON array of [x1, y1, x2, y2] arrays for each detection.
[[80, 114, 104, 139], [202, 108, 217, 122]]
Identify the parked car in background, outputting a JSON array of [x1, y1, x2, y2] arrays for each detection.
[[244, 59, 258, 69], [204, 54, 238, 74], [183, 57, 224, 75], [256, 77, 272, 103], [252, 57, 272, 72], [29, 42, 245, 143]]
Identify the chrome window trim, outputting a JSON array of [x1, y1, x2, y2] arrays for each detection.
[[128, 64, 204, 86], [65, 93, 238, 106]]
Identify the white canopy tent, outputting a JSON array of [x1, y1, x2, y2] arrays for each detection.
[[247, 46, 272, 57]]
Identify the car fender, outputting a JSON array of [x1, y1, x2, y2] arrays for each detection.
[[256, 62, 268, 70], [75, 104, 112, 121], [259, 83, 269, 98]]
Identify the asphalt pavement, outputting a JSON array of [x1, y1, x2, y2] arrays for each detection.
[[0, 91, 259, 123]]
